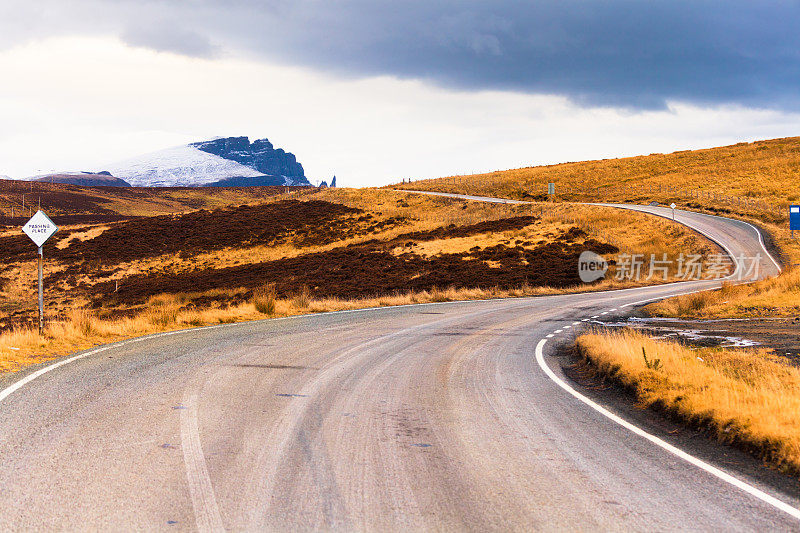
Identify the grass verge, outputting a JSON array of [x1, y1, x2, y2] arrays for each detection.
[[645, 268, 800, 318], [576, 328, 800, 476]]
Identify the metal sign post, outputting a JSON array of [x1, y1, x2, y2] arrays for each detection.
[[670, 202, 676, 220], [791, 205, 800, 239], [22, 210, 58, 335], [548, 183, 555, 195], [38, 246, 43, 334]]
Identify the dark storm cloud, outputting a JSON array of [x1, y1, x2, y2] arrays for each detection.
[[4, 0, 800, 109]]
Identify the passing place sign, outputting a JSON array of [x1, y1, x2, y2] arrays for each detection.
[[22, 210, 59, 248]]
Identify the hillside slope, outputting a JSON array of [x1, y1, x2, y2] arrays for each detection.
[[395, 136, 800, 225], [30, 172, 131, 187], [0, 178, 311, 223]]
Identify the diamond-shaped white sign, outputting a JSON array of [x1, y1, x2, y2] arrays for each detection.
[[670, 203, 676, 209], [22, 210, 58, 248]]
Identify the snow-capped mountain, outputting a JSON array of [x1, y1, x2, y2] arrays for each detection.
[[105, 136, 311, 187]]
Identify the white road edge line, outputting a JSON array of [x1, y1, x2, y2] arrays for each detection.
[[534, 339, 800, 521], [0, 328, 179, 405], [180, 393, 225, 533]]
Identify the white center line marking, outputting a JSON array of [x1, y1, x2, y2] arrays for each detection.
[[554, 329, 563, 334], [564, 325, 572, 329], [572, 321, 581, 325], [546, 334, 554, 338]]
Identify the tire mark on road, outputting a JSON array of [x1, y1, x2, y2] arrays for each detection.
[[180, 393, 225, 533]]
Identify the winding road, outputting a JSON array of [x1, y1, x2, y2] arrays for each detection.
[[0, 201, 796, 531]]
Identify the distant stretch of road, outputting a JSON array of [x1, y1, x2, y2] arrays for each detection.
[[0, 197, 795, 531]]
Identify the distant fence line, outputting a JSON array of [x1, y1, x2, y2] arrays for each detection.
[[399, 178, 789, 219], [576, 183, 787, 217], [0, 194, 37, 219]]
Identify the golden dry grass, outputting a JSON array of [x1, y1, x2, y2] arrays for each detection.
[[252, 283, 278, 315], [394, 136, 800, 224], [576, 328, 800, 475], [319, 188, 720, 264], [646, 268, 800, 318]]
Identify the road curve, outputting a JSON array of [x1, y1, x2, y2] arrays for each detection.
[[0, 202, 796, 531]]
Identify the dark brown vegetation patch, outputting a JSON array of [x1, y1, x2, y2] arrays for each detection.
[[0, 185, 118, 215], [390, 216, 539, 243], [0, 233, 34, 261], [0, 178, 306, 222], [0, 214, 136, 228], [34, 200, 386, 264], [91, 231, 618, 306]]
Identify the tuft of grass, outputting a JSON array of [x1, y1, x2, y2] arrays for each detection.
[[146, 306, 178, 327], [429, 286, 453, 303], [577, 329, 800, 476], [69, 308, 96, 337], [291, 285, 311, 309], [253, 283, 277, 315], [641, 346, 662, 371]]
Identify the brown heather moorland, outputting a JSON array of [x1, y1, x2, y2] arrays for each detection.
[[0, 184, 717, 373], [395, 136, 800, 317]]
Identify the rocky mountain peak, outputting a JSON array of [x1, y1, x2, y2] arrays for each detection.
[[191, 136, 305, 182]]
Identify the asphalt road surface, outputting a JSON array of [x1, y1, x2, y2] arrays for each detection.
[[0, 202, 797, 532]]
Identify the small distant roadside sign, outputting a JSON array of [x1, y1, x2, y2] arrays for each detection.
[[670, 202, 677, 220], [22, 210, 58, 248], [548, 183, 555, 195], [791, 205, 800, 237], [22, 210, 58, 334]]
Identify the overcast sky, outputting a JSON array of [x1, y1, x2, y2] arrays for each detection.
[[1, 1, 799, 186]]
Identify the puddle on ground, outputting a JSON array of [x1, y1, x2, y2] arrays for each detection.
[[595, 317, 761, 349]]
